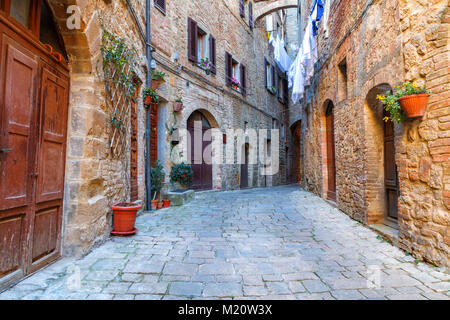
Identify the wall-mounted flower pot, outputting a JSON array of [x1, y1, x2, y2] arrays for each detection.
[[111, 203, 141, 236], [173, 102, 183, 112], [157, 202, 164, 209], [398, 94, 428, 118], [151, 79, 164, 90], [163, 200, 171, 208], [151, 200, 158, 210]]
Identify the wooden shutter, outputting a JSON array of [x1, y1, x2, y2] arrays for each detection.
[[249, 1, 253, 29], [240, 64, 247, 96], [209, 35, 216, 74], [188, 17, 198, 62], [264, 57, 268, 89], [271, 64, 276, 92], [225, 52, 232, 86], [283, 78, 288, 104], [154, 0, 166, 13], [240, 0, 245, 17]]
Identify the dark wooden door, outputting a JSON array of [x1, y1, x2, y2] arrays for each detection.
[[130, 98, 138, 202], [326, 104, 336, 202], [0, 7, 69, 288], [384, 114, 398, 220], [187, 111, 212, 190], [240, 144, 249, 189]]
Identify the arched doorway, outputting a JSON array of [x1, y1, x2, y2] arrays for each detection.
[[187, 111, 213, 190], [325, 101, 336, 202], [365, 84, 399, 224], [0, 0, 70, 289]]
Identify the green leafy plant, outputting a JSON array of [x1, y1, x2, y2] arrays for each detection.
[[175, 98, 183, 103], [143, 87, 160, 105], [170, 162, 194, 188], [271, 86, 277, 95], [377, 81, 429, 124], [151, 160, 165, 200], [151, 69, 166, 81], [165, 111, 178, 136]]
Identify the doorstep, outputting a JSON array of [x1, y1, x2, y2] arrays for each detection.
[[370, 222, 399, 247]]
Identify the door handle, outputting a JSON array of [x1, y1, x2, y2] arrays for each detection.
[[0, 148, 12, 153]]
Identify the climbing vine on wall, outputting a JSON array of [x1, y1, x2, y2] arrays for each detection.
[[97, 16, 142, 202]]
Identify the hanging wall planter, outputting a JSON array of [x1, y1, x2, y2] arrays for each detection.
[[173, 99, 183, 112], [398, 94, 429, 118], [377, 81, 429, 123], [111, 202, 141, 236], [143, 87, 160, 106]]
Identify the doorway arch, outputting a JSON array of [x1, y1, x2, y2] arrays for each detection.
[[364, 83, 399, 225], [289, 120, 302, 184], [323, 100, 336, 202]]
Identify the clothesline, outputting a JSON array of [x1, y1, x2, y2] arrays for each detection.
[[288, 0, 330, 104]]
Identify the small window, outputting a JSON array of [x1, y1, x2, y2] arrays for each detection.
[[154, 0, 166, 14], [197, 28, 208, 61], [10, 0, 32, 28], [338, 58, 348, 101]]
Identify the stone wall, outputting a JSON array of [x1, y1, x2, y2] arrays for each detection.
[[296, 0, 449, 266]]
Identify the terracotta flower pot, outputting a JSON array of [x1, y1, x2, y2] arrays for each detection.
[[151, 79, 163, 89], [151, 200, 158, 210], [111, 203, 141, 236], [163, 200, 170, 208], [398, 94, 428, 118], [173, 102, 183, 112], [157, 202, 164, 209]]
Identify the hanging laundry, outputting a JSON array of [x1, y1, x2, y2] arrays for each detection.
[[322, 0, 331, 38], [274, 35, 293, 73], [311, 0, 325, 36]]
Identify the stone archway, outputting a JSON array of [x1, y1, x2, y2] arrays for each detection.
[[364, 83, 399, 226], [184, 109, 222, 191], [45, 1, 112, 256], [254, 0, 298, 23], [289, 120, 302, 183]]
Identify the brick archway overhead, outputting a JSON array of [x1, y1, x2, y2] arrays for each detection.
[[254, 0, 298, 23], [46, 0, 95, 74]]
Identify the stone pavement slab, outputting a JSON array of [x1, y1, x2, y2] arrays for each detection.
[[1, 185, 448, 300]]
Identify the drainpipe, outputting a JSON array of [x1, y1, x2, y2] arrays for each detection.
[[145, 0, 152, 211]]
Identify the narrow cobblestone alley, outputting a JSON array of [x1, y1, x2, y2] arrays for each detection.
[[1, 185, 448, 300]]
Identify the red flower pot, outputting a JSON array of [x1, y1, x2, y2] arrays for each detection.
[[157, 202, 164, 209], [163, 200, 170, 208], [111, 203, 141, 236], [398, 94, 428, 118], [173, 102, 183, 112], [151, 200, 158, 210]]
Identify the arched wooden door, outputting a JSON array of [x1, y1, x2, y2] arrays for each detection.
[[384, 111, 398, 220], [291, 122, 302, 183], [0, 0, 70, 289], [326, 102, 336, 202], [187, 111, 212, 190]]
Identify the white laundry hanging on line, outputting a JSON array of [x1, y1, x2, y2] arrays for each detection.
[[274, 36, 293, 73], [322, 0, 331, 38]]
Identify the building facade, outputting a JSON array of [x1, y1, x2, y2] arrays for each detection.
[[293, 0, 449, 267], [0, 0, 293, 290]]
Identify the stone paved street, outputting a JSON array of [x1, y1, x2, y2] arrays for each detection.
[[1, 185, 449, 300]]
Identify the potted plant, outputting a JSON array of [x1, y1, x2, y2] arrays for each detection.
[[231, 77, 241, 90], [143, 87, 160, 106], [170, 162, 194, 190], [151, 160, 164, 210], [163, 199, 171, 208], [173, 98, 183, 112], [270, 86, 277, 95], [377, 81, 429, 122], [198, 57, 211, 75], [111, 202, 142, 236], [157, 202, 164, 209], [151, 69, 166, 89]]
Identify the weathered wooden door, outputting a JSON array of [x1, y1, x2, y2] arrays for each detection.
[[187, 111, 212, 190], [326, 103, 336, 202], [240, 144, 249, 189], [0, 1, 69, 289], [384, 113, 398, 219]]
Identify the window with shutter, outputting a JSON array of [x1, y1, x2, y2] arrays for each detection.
[[209, 36, 216, 74], [225, 52, 232, 86], [188, 17, 198, 62], [154, 0, 166, 13], [249, 1, 253, 29], [240, 64, 247, 96], [239, 0, 245, 18], [283, 78, 289, 105]]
